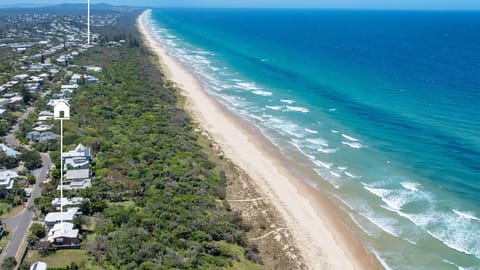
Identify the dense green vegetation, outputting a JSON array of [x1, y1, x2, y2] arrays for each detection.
[[54, 11, 262, 269]]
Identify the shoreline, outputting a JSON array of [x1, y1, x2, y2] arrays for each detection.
[[137, 9, 382, 270]]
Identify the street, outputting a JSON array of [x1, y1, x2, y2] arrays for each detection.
[[0, 105, 51, 264], [0, 153, 51, 264]]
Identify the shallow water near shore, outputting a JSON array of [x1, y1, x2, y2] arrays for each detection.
[[144, 9, 480, 269]]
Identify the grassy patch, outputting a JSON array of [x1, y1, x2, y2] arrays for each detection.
[[23, 249, 96, 268], [108, 200, 134, 207], [0, 230, 12, 250], [0, 204, 24, 219]]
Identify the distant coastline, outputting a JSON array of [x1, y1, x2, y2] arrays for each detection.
[[137, 9, 382, 270]]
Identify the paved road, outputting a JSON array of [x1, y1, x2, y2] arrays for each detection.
[[4, 106, 35, 148], [0, 92, 52, 263], [0, 153, 51, 263]]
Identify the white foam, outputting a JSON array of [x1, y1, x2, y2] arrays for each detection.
[[364, 186, 392, 199], [341, 134, 360, 142], [306, 138, 329, 146], [318, 147, 338, 154], [314, 169, 340, 189], [345, 171, 362, 179], [286, 105, 309, 113], [337, 166, 348, 170], [236, 82, 259, 91], [274, 122, 304, 138], [196, 50, 212, 55], [399, 210, 480, 258], [342, 141, 364, 149], [280, 99, 295, 104], [304, 128, 318, 134], [331, 129, 339, 133], [453, 209, 480, 222], [265, 105, 282, 111], [252, 90, 273, 96], [400, 182, 420, 192], [371, 250, 395, 270], [329, 108, 337, 112], [313, 160, 333, 169], [329, 171, 342, 178]]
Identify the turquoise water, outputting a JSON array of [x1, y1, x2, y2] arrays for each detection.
[[144, 9, 480, 269]]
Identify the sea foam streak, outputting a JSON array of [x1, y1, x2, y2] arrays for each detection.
[[342, 134, 360, 142], [286, 105, 309, 113], [306, 138, 329, 146], [401, 182, 420, 192], [235, 82, 259, 90], [453, 209, 480, 222], [305, 128, 318, 134], [342, 141, 364, 149], [280, 99, 295, 104], [345, 171, 362, 179], [313, 160, 333, 169], [318, 147, 338, 154], [330, 171, 342, 178], [266, 105, 282, 111], [252, 90, 273, 96]]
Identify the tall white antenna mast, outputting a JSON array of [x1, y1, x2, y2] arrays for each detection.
[[87, 0, 90, 44]]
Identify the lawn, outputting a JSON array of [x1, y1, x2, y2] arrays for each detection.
[[23, 249, 99, 268]]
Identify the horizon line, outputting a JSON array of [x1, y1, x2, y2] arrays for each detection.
[[1, 3, 480, 11]]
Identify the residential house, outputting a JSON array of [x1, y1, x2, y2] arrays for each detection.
[[69, 73, 82, 85], [0, 170, 18, 190], [47, 222, 79, 246], [61, 169, 91, 190], [61, 84, 78, 91], [28, 76, 44, 85], [38, 111, 54, 121], [13, 74, 29, 80], [26, 131, 59, 143], [83, 66, 102, 72], [51, 197, 84, 210], [8, 95, 23, 105], [0, 144, 20, 157], [62, 143, 92, 173], [44, 207, 79, 228], [85, 75, 99, 84], [25, 83, 40, 93], [62, 144, 92, 160], [26, 131, 41, 141], [33, 124, 53, 132]]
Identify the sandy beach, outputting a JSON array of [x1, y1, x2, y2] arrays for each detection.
[[137, 10, 381, 270]]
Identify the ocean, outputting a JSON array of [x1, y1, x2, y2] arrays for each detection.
[[144, 9, 480, 269]]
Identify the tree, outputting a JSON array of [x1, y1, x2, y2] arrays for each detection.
[[20, 150, 42, 170], [1, 256, 17, 270], [0, 154, 19, 169], [27, 174, 36, 185], [20, 87, 34, 105], [29, 223, 46, 239]]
